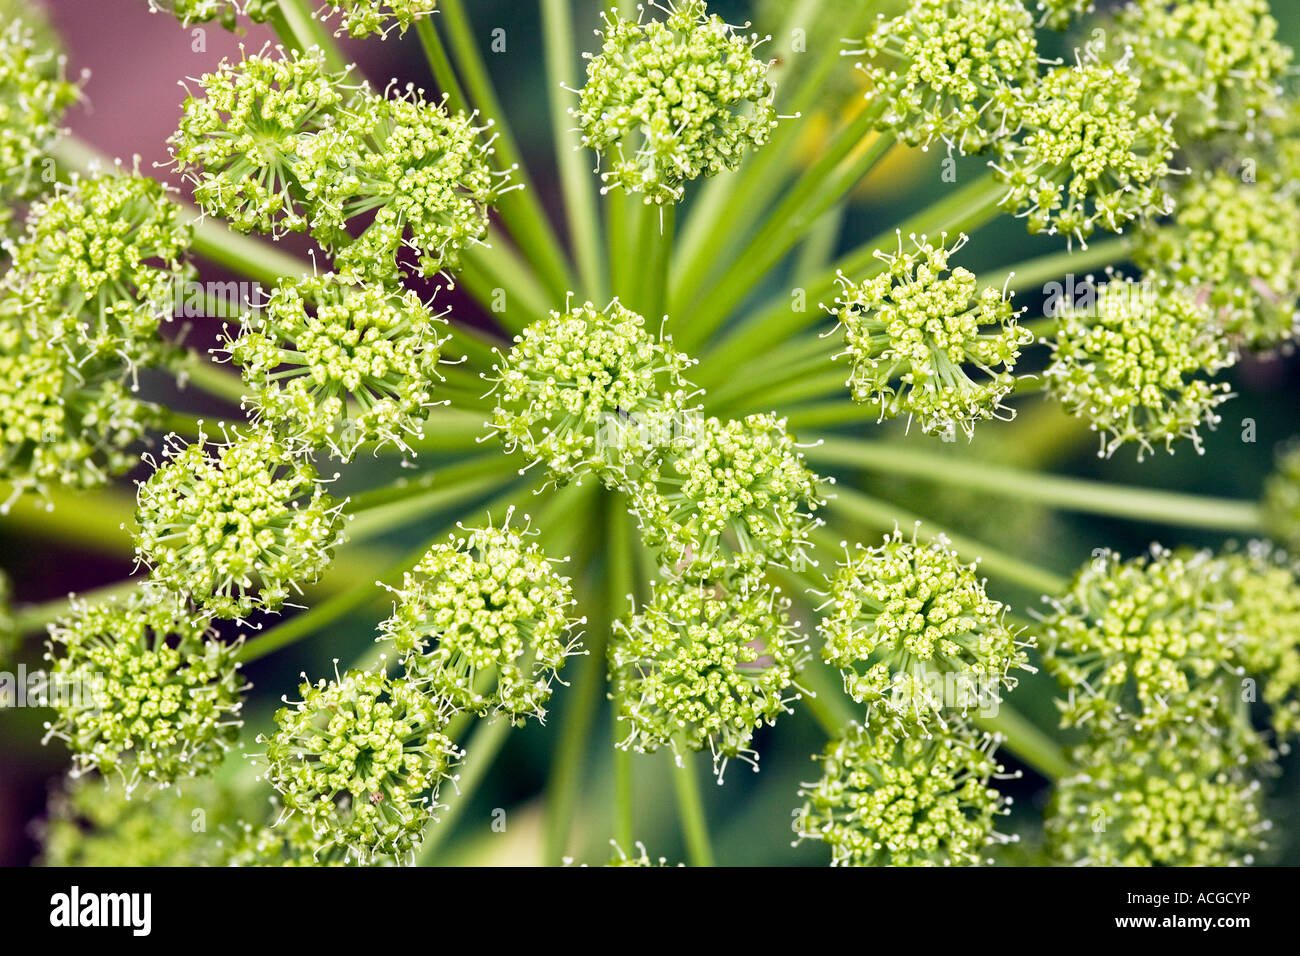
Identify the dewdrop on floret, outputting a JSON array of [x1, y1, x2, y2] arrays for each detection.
[[829, 231, 1032, 440]]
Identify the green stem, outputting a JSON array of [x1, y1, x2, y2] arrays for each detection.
[[541, 0, 606, 302], [438, 0, 577, 303], [806, 438, 1264, 533], [415, 16, 470, 116], [268, 0, 349, 73], [972, 706, 1072, 783], [824, 487, 1069, 596], [176, 353, 247, 407], [987, 236, 1135, 295], [417, 716, 513, 865], [607, 503, 636, 850], [670, 752, 714, 867]]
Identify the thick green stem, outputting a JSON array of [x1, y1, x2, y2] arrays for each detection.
[[417, 716, 513, 865], [807, 438, 1264, 533], [987, 236, 1135, 295], [541, 0, 606, 302], [176, 353, 248, 407], [670, 752, 714, 867], [607, 503, 636, 850], [268, 0, 349, 73]]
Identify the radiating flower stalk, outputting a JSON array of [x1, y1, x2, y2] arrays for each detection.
[[4, 0, 1300, 868]]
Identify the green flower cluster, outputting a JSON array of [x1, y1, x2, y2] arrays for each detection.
[[830, 232, 1031, 440], [1, 169, 193, 505], [1135, 172, 1300, 351], [132, 430, 347, 620], [226, 272, 448, 460], [0, 1, 78, 240], [487, 299, 697, 487], [851, 0, 1037, 153], [44, 587, 245, 790], [796, 710, 1009, 866], [322, 1, 438, 38], [1044, 277, 1235, 459], [172, 46, 499, 279], [993, 56, 1176, 243], [819, 528, 1026, 720], [574, 0, 777, 205], [610, 568, 806, 773], [378, 519, 582, 723], [260, 667, 462, 864]]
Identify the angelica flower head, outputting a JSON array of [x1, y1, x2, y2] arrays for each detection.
[[1119, 0, 1292, 157], [575, 0, 777, 205], [133, 430, 347, 620], [994, 55, 1176, 244], [1211, 542, 1300, 744], [1263, 441, 1300, 554], [43, 586, 245, 790], [260, 666, 462, 864], [819, 528, 1028, 719], [486, 299, 697, 487], [851, 0, 1037, 154], [631, 412, 824, 572], [610, 569, 806, 776], [378, 516, 583, 724], [1135, 171, 1300, 351], [0, 3, 79, 240], [795, 713, 1010, 867], [0, 318, 159, 508], [322, 1, 438, 38], [1047, 726, 1268, 866], [831, 232, 1032, 440], [1042, 546, 1244, 736], [6, 166, 194, 369], [226, 272, 448, 460], [170, 45, 354, 237], [1044, 277, 1235, 459]]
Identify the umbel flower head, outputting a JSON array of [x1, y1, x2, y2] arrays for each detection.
[[1119, 0, 1291, 157], [1135, 171, 1300, 351], [6, 167, 194, 369], [170, 45, 354, 237], [993, 55, 1176, 244], [818, 528, 1028, 719], [575, 0, 777, 205], [378, 516, 583, 724], [225, 272, 448, 460], [485, 299, 697, 487], [260, 666, 462, 864], [1262, 441, 1300, 554], [1211, 542, 1300, 744], [1047, 726, 1268, 866], [1044, 277, 1235, 459], [39, 772, 244, 867], [609, 569, 806, 775], [830, 232, 1032, 440], [1041, 546, 1244, 736], [321, 1, 438, 38], [795, 712, 1010, 867], [43, 586, 245, 790], [0, 3, 79, 240], [631, 412, 824, 572], [850, 0, 1037, 154], [0, 315, 159, 509], [301, 89, 501, 281], [133, 430, 347, 620]]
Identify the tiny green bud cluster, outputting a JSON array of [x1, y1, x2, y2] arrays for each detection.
[[819, 528, 1026, 720], [831, 232, 1031, 440], [1044, 277, 1235, 459], [44, 587, 245, 789], [260, 667, 462, 864], [322, 1, 438, 38], [575, 0, 777, 205], [226, 272, 447, 460], [378, 517, 583, 723], [133, 430, 347, 619], [486, 299, 697, 487], [796, 711, 1009, 866], [851, 0, 1037, 154]]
